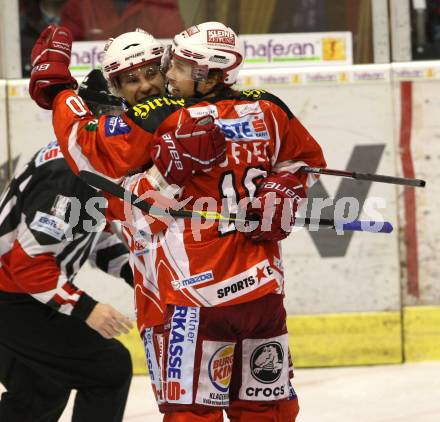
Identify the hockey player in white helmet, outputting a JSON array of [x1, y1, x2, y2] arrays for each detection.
[[101, 28, 166, 104], [143, 21, 325, 422], [161, 21, 244, 98]]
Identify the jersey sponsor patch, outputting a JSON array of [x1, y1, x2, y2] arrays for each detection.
[[188, 105, 219, 119], [186, 25, 200, 36], [218, 112, 270, 141], [133, 230, 150, 256], [251, 341, 284, 383], [207, 29, 235, 46], [242, 89, 267, 100], [172, 271, 214, 291], [34, 141, 63, 167], [239, 334, 289, 401], [132, 97, 185, 119], [143, 328, 164, 405], [192, 260, 281, 306], [30, 211, 69, 240], [195, 341, 235, 407], [234, 102, 262, 117], [165, 306, 200, 404], [104, 116, 131, 137]]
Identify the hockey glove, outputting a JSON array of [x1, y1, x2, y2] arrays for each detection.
[[29, 25, 77, 110], [151, 115, 226, 187], [244, 171, 306, 242]]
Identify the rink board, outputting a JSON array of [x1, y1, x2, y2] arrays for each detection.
[[403, 306, 440, 361], [393, 78, 440, 305], [120, 306, 440, 374], [286, 312, 402, 367], [6, 80, 57, 173], [0, 80, 8, 186], [3, 71, 401, 317], [255, 79, 400, 315], [118, 311, 403, 375]]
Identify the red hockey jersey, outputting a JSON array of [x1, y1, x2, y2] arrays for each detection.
[[52, 88, 326, 330]]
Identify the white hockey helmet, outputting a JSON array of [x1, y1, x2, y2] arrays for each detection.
[[102, 29, 164, 89], [163, 21, 244, 86]]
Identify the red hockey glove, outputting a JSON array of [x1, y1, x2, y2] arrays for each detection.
[[151, 115, 226, 187], [29, 25, 77, 110], [244, 172, 306, 242]]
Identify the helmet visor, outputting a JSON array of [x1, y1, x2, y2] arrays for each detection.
[[117, 62, 162, 84], [162, 45, 209, 83]]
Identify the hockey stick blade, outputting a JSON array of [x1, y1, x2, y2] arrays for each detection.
[[79, 170, 393, 233], [300, 166, 426, 188]]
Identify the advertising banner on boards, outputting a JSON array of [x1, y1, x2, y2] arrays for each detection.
[[69, 32, 353, 76]]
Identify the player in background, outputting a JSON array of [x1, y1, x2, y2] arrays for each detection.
[[0, 70, 134, 422]]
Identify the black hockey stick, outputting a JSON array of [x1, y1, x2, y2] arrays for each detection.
[[299, 166, 426, 188], [79, 170, 393, 233]]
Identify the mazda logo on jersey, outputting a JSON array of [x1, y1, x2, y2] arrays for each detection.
[[172, 271, 214, 290], [250, 341, 284, 384]]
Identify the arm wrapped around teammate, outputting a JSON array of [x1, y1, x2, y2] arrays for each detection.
[[151, 115, 226, 187], [29, 25, 77, 110], [244, 171, 306, 242]]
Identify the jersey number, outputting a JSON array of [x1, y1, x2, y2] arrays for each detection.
[[66, 96, 88, 117], [218, 167, 267, 235]]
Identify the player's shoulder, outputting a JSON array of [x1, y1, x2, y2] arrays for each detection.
[[124, 95, 187, 133], [21, 141, 87, 193], [235, 89, 294, 119], [32, 141, 90, 182], [33, 140, 68, 170]]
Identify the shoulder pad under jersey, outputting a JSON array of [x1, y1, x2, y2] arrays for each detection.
[[124, 96, 186, 133], [238, 89, 294, 119]]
